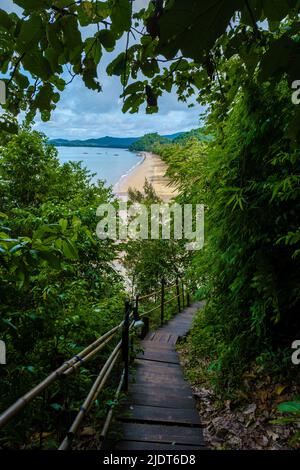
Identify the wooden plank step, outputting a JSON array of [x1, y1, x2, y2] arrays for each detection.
[[129, 391, 195, 409], [134, 360, 180, 372], [136, 350, 179, 364], [140, 340, 175, 350], [130, 377, 192, 396], [131, 383, 193, 397], [138, 347, 179, 357], [148, 333, 178, 344], [121, 423, 204, 446], [132, 372, 187, 386], [115, 440, 204, 450], [120, 404, 201, 426]]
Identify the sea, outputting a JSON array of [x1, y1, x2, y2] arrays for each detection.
[[56, 146, 142, 188]]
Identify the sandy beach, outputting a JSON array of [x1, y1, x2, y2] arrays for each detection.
[[113, 152, 178, 201]]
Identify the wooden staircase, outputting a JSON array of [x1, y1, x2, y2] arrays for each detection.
[[115, 301, 206, 450]]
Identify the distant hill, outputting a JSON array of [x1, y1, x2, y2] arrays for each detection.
[[49, 132, 183, 149], [49, 136, 139, 149], [173, 128, 213, 144], [128, 129, 212, 152], [129, 133, 171, 152]]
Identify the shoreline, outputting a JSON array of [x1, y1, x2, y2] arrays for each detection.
[[113, 152, 178, 202], [113, 152, 146, 193]]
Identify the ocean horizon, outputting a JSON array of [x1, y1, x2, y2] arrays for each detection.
[[56, 146, 142, 188]]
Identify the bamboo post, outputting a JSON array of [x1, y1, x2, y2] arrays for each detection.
[[187, 290, 191, 307], [122, 300, 130, 392], [141, 317, 149, 339], [181, 281, 185, 309], [160, 278, 165, 325], [176, 277, 181, 313]]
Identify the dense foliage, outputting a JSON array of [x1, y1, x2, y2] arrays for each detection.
[[1, 1, 300, 125], [0, 129, 125, 448], [1, 0, 300, 449], [156, 79, 300, 393]]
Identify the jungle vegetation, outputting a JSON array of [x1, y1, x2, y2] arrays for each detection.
[[0, 0, 300, 448]]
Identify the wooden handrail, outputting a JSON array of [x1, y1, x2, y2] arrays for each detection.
[[0, 280, 191, 450], [138, 282, 176, 302], [58, 341, 122, 450], [0, 320, 124, 430]]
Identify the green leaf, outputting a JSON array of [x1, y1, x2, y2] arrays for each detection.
[[82, 57, 101, 91], [50, 403, 63, 411], [140, 60, 159, 78], [111, 0, 132, 33], [46, 22, 64, 54], [22, 51, 52, 81], [122, 81, 145, 97], [34, 83, 54, 111], [278, 401, 300, 413], [15, 71, 30, 89], [122, 93, 143, 113], [39, 251, 61, 269], [106, 52, 126, 76], [61, 15, 82, 48], [158, 0, 244, 61], [16, 14, 43, 53], [85, 37, 102, 65], [262, 0, 292, 21], [97, 29, 116, 50], [59, 218, 68, 232], [14, 0, 48, 9], [78, 1, 110, 27], [9, 242, 28, 254], [45, 47, 62, 74], [60, 15, 83, 63], [258, 37, 300, 84], [0, 9, 14, 30], [62, 239, 78, 260]]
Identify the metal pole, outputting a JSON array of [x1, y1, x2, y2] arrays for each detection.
[[122, 300, 130, 392], [176, 277, 181, 312], [160, 278, 165, 325]]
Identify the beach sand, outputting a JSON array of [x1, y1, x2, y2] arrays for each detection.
[[113, 152, 178, 201]]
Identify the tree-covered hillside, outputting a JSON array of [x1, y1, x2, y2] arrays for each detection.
[[128, 132, 171, 152]]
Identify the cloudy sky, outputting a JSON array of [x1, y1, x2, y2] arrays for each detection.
[[3, 0, 204, 139]]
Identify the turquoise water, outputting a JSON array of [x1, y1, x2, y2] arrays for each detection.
[[56, 146, 141, 187]]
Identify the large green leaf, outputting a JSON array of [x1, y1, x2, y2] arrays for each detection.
[[106, 52, 126, 76], [262, 0, 298, 21], [34, 83, 54, 112], [278, 401, 300, 413], [16, 14, 43, 53], [111, 0, 132, 33], [258, 37, 300, 84], [62, 239, 78, 260], [14, 0, 49, 9], [158, 0, 244, 60], [0, 9, 14, 30], [22, 50, 52, 81], [97, 29, 116, 50]]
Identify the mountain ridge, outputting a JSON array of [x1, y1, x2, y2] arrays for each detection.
[[49, 133, 183, 149]]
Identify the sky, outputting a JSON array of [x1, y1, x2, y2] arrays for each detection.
[[2, 0, 204, 139]]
